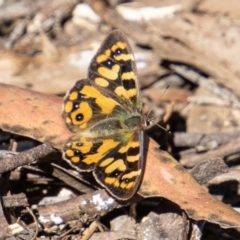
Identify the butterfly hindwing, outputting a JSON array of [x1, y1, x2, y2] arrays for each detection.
[[63, 134, 122, 172], [94, 131, 143, 200], [63, 131, 143, 200]]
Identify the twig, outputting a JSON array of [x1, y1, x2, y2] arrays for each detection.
[[172, 132, 240, 148], [0, 0, 49, 23], [170, 64, 240, 108], [5, 20, 27, 49], [79, 221, 99, 240], [27, 206, 39, 240], [37, 189, 120, 229], [189, 158, 228, 185], [0, 144, 59, 174], [85, 0, 150, 45], [2, 193, 28, 208], [0, 203, 8, 239], [179, 137, 240, 167], [51, 163, 95, 194]]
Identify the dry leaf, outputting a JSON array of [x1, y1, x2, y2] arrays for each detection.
[[0, 83, 240, 229]]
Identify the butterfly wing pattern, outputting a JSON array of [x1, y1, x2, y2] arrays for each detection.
[[62, 30, 145, 200]]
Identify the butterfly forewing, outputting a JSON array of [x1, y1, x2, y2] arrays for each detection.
[[89, 30, 141, 111], [62, 30, 144, 200], [62, 78, 126, 132]]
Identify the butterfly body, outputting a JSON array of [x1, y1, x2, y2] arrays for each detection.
[[62, 30, 145, 200]]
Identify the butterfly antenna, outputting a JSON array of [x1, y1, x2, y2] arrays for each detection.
[[156, 123, 168, 132], [146, 85, 170, 119]]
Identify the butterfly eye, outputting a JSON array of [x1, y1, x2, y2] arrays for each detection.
[[76, 113, 83, 121]]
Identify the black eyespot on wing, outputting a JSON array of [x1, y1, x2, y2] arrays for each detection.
[[76, 113, 84, 121], [101, 59, 114, 68], [111, 48, 123, 59], [73, 103, 79, 110], [74, 149, 81, 156], [123, 178, 129, 183]]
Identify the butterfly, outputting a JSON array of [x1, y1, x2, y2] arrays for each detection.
[[62, 30, 146, 200]]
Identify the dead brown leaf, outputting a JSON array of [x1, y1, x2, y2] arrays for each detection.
[[0, 83, 71, 148], [140, 140, 240, 228], [0, 83, 240, 229]]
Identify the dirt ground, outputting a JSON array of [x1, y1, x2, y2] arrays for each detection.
[[1, 0, 240, 239]]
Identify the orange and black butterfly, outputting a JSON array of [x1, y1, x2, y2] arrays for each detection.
[[62, 30, 146, 200]]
